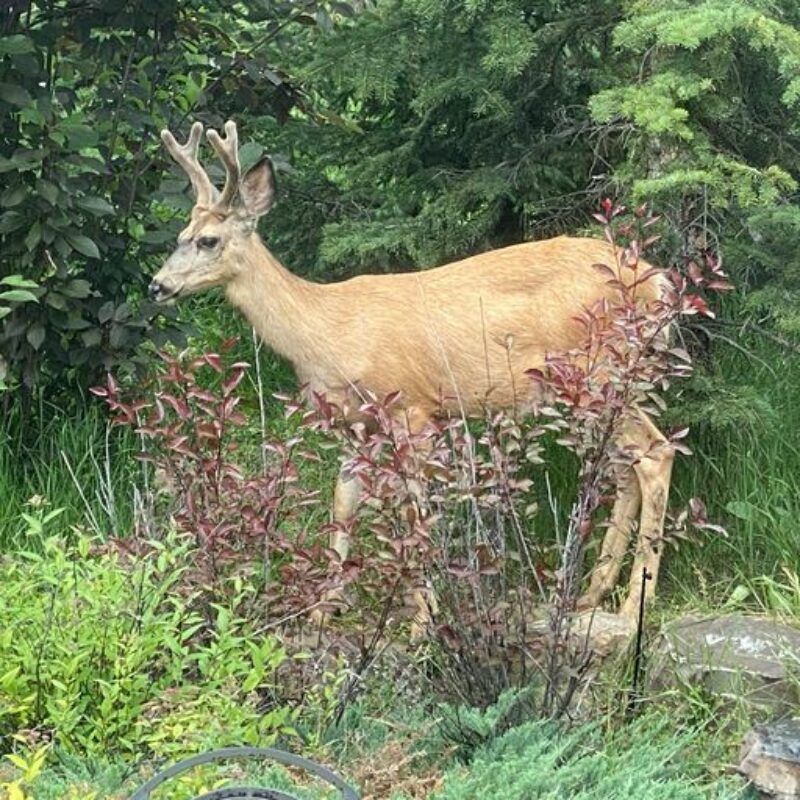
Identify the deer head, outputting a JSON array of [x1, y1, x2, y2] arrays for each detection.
[[149, 120, 277, 303]]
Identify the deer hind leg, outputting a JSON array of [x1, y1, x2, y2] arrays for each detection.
[[618, 409, 675, 622], [578, 464, 642, 610]]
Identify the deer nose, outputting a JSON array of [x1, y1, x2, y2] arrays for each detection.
[[148, 281, 163, 299]]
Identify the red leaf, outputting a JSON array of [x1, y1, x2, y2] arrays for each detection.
[[203, 353, 223, 372], [592, 262, 617, 280], [687, 261, 703, 285]]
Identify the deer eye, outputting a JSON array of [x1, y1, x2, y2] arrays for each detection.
[[197, 236, 220, 250]]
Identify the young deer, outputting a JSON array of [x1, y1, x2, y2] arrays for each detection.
[[151, 120, 674, 626]]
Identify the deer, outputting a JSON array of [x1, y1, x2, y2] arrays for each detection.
[[150, 120, 675, 633]]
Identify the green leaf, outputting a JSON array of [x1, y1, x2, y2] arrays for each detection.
[[45, 292, 67, 310], [725, 500, 757, 521], [1, 275, 37, 289], [238, 142, 265, 169], [12, 53, 40, 78], [141, 229, 174, 245], [1, 185, 27, 207], [723, 584, 751, 608], [0, 82, 32, 107], [24, 221, 41, 251], [54, 236, 70, 257], [0, 211, 24, 234], [36, 179, 59, 206], [97, 301, 114, 324], [26, 323, 45, 350], [241, 670, 262, 693], [60, 122, 98, 149], [64, 232, 100, 259], [109, 323, 129, 349], [61, 315, 92, 331], [0, 152, 41, 173], [61, 279, 92, 299], [0, 35, 35, 56], [0, 289, 37, 303], [75, 196, 114, 216], [80, 328, 102, 347]]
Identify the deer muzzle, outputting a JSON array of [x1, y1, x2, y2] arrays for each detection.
[[148, 280, 181, 304]]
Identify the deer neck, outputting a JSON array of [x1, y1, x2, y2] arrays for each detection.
[[225, 236, 331, 372]]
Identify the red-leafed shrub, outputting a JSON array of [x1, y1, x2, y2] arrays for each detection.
[[91, 341, 331, 618]]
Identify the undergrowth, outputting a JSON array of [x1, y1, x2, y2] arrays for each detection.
[[0, 533, 294, 759], [426, 710, 743, 800], [0, 283, 796, 800]]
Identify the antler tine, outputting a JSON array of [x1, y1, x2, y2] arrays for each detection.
[[160, 122, 215, 207], [206, 120, 240, 211], [161, 122, 215, 206]]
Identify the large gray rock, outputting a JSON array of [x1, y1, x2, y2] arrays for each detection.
[[650, 614, 800, 710], [740, 719, 800, 799]]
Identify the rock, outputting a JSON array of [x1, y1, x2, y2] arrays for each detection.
[[739, 719, 800, 799], [571, 609, 636, 659], [649, 614, 800, 711], [524, 609, 636, 661], [519, 609, 637, 717]]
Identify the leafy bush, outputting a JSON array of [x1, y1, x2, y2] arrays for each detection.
[[301, 205, 729, 717], [89, 208, 730, 726], [0, 1, 360, 394], [0, 533, 294, 758]]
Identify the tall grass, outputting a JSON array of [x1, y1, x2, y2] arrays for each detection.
[[665, 331, 800, 607], [0, 295, 331, 554], [0, 397, 139, 550]]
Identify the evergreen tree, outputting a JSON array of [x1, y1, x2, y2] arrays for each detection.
[[278, 0, 623, 274], [589, 0, 800, 330]]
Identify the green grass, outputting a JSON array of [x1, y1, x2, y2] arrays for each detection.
[[0, 398, 139, 550], [665, 333, 800, 610], [426, 711, 744, 800], [5, 752, 345, 800], [0, 294, 338, 554], [4, 703, 748, 800]]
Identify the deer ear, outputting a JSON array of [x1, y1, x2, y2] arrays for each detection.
[[239, 157, 276, 218]]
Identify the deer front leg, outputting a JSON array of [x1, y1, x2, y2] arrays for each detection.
[[403, 407, 438, 642], [618, 413, 675, 622], [578, 465, 642, 610], [311, 467, 360, 627], [331, 468, 360, 560]]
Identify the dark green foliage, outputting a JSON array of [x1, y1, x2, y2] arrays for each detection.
[[259, 0, 797, 282], [588, 0, 800, 325], [4, 0, 800, 402], [286, 0, 623, 273]]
